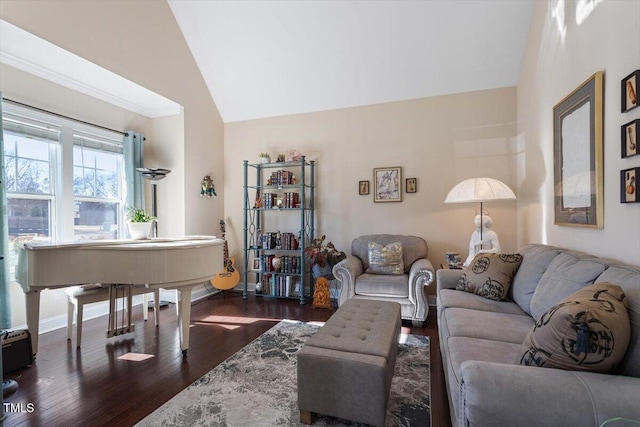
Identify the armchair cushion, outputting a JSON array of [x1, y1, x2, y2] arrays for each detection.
[[355, 273, 409, 298], [366, 241, 404, 275]]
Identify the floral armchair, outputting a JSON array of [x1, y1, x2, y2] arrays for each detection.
[[332, 234, 435, 327]]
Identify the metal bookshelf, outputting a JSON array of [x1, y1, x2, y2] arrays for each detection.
[[242, 157, 315, 303]]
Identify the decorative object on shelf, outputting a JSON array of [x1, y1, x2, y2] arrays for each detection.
[[271, 255, 282, 271], [305, 235, 346, 278], [200, 175, 217, 197], [276, 154, 286, 162], [406, 178, 417, 193], [374, 166, 402, 202], [136, 167, 171, 237], [126, 206, 155, 240], [359, 180, 369, 195], [444, 177, 516, 265], [445, 252, 462, 269], [287, 149, 302, 161], [553, 71, 604, 228], [621, 70, 639, 113], [621, 167, 639, 203], [622, 119, 639, 158], [311, 277, 333, 310], [259, 153, 271, 163]]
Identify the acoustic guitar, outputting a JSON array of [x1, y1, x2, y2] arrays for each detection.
[[210, 220, 240, 290]]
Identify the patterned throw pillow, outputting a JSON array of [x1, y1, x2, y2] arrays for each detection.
[[519, 282, 630, 373], [456, 253, 523, 301], [366, 241, 404, 275]]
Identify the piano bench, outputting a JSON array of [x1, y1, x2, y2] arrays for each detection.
[[66, 285, 160, 348]]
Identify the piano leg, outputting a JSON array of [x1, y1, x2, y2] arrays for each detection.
[[25, 291, 41, 356], [177, 288, 192, 356]]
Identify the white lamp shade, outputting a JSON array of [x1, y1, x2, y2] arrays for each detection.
[[445, 177, 516, 203]]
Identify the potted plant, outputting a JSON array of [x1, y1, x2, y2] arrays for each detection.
[[304, 235, 346, 278], [259, 152, 271, 163], [126, 206, 156, 240]]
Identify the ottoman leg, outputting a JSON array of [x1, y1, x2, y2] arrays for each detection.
[[300, 410, 315, 425]]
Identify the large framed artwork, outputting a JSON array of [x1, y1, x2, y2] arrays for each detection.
[[373, 166, 402, 202], [553, 71, 604, 228]]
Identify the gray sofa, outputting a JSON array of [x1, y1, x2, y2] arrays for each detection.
[[437, 244, 640, 427], [333, 234, 435, 327]]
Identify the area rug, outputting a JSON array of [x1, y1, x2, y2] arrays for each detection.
[[136, 320, 430, 427]]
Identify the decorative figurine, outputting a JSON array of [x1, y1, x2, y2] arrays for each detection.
[[287, 149, 302, 161], [200, 175, 216, 197], [464, 214, 501, 267], [312, 277, 333, 310]]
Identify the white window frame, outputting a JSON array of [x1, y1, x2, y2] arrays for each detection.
[[3, 103, 126, 242]]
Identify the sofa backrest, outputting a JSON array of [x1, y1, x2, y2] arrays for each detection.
[[511, 244, 640, 379], [351, 234, 427, 274]]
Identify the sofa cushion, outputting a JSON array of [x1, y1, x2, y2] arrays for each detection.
[[456, 253, 523, 301], [529, 252, 606, 321], [351, 234, 427, 274], [510, 244, 561, 315], [596, 265, 640, 378], [355, 273, 408, 298], [443, 308, 534, 344], [519, 283, 630, 373], [438, 289, 529, 316], [447, 337, 523, 385], [366, 241, 404, 275]]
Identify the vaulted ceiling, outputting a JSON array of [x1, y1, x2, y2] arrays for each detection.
[[168, 0, 534, 123]]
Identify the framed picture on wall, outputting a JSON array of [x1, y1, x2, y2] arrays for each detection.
[[553, 71, 604, 228], [621, 167, 639, 203], [373, 167, 402, 202], [359, 180, 370, 195], [621, 70, 639, 113], [621, 119, 639, 158], [406, 178, 417, 193]]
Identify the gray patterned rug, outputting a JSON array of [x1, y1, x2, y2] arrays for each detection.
[[136, 320, 430, 427]]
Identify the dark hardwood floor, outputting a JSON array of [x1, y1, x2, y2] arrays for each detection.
[[3, 293, 450, 427]]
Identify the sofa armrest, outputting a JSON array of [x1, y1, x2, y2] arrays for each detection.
[[333, 256, 364, 307], [436, 268, 464, 292], [459, 361, 640, 427]]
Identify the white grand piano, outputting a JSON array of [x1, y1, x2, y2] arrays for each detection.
[[15, 236, 224, 356]]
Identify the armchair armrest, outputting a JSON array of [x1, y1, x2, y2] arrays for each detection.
[[459, 361, 640, 427], [436, 268, 464, 292], [408, 258, 435, 325], [333, 256, 363, 307]]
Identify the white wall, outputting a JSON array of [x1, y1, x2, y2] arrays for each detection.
[[225, 88, 519, 298], [0, 0, 224, 329], [517, 0, 640, 264]]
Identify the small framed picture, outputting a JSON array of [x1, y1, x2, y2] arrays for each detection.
[[622, 119, 639, 158], [621, 167, 639, 203], [406, 178, 417, 193], [373, 166, 402, 202], [359, 180, 370, 195], [621, 70, 639, 113], [251, 257, 261, 271]]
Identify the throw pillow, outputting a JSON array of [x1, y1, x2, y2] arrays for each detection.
[[366, 241, 404, 275], [456, 253, 523, 301], [519, 282, 630, 373]]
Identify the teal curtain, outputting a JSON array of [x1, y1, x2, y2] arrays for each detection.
[[123, 132, 145, 210], [0, 95, 11, 329]]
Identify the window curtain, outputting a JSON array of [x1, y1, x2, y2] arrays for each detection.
[[0, 95, 11, 330], [123, 132, 145, 211]]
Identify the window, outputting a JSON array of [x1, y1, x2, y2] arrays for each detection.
[[2, 104, 127, 259]]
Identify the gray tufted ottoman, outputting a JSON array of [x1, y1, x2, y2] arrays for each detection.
[[297, 299, 401, 426]]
